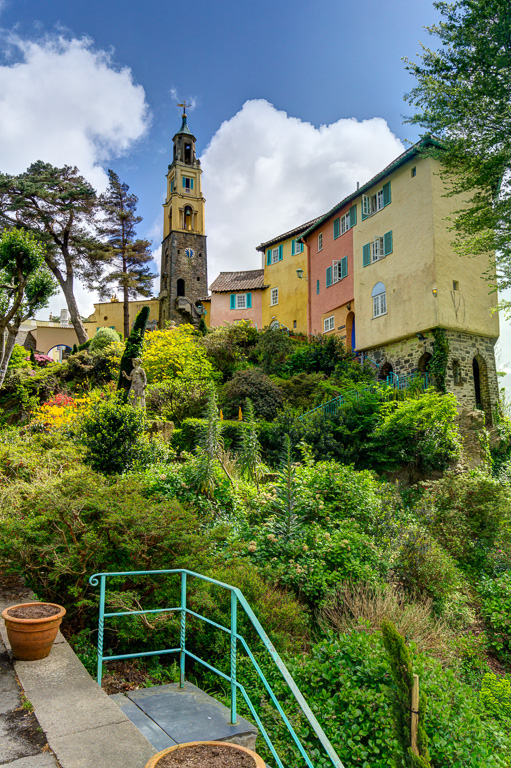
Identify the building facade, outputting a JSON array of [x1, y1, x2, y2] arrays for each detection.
[[208, 270, 267, 328], [158, 110, 208, 328], [84, 298, 160, 338]]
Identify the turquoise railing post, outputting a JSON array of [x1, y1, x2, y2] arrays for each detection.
[[180, 571, 186, 688], [230, 590, 237, 725], [97, 574, 106, 687]]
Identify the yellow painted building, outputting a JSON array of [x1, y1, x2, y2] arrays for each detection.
[[84, 298, 160, 338], [257, 219, 318, 334]]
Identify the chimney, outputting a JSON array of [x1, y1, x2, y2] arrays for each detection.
[[60, 309, 69, 325]]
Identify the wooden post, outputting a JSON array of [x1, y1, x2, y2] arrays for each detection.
[[411, 673, 419, 756]]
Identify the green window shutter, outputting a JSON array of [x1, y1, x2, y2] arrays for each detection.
[[278, 244, 283, 260], [326, 266, 332, 287], [349, 204, 357, 227], [383, 182, 391, 206], [363, 243, 371, 267], [267, 249, 271, 265], [230, 294, 236, 309], [190, 178, 194, 190], [291, 239, 296, 255], [182, 177, 185, 187], [316, 279, 320, 295], [246, 292, 252, 308], [341, 256, 348, 279], [333, 218, 340, 239], [384, 230, 393, 255]]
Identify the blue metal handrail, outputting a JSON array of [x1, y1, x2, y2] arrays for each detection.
[[299, 372, 430, 420], [89, 568, 344, 768]]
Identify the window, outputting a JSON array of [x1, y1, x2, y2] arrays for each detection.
[[170, 180, 174, 193], [318, 233, 323, 251], [372, 282, 386, 318], [267, 245, 283, 265], [333, 205, 357, 238], [271, 287, 279, 306], [183, 206, 193, 231], [332, 256, 348, 283], [453, 359, 462, 385], [182, 176, 194, 192], [291, 239, 303, 255], [316, 279, 320, 295], [411, 166, 417, 177], [453, 280, 459, 291], [362, 231, 393, 266], [362, 182, 391, 219], [324, 316, 335, 332], [293, 320, 297, 329], [230, 292, 253, 310]]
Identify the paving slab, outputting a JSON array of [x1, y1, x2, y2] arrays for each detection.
[[2, 754, 58, 768], [50, 721, 156, 768], [110, 693, 176, 752]]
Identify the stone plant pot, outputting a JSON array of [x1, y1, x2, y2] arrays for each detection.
[[144, 741, 265, 768], [1, 602, 66, 660]]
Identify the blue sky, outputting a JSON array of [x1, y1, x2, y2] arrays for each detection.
[[1, 0, 510, 384]]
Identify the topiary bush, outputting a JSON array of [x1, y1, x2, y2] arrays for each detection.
[[89, 327, 120, 354], [220, 368, 283, 420]]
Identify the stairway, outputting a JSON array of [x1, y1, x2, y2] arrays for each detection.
[[111, 681, 257, 753]]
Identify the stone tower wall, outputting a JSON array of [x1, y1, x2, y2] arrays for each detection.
[[159, 231, 208, 327]]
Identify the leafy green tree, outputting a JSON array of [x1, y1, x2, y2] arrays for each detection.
[[381, 620, 432, 768], [404, 1, 511, 298], [0, 162, 103, 343], [98, 170, 156, 338], [0, 229, 57, 388]]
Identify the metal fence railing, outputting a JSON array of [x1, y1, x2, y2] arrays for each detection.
[[89, 568, 345, 768]]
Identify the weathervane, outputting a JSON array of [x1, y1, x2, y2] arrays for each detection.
[[177, 100, 190, 116]]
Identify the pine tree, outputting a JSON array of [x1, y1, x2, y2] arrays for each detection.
[[98, 170, 157, 338], [117, 306, 150, 397]]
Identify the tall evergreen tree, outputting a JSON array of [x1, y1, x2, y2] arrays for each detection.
[[0, 162, 103, 344], [117, 305, 150, 397], [404, 1, 511, 299], [98, 170, 156, 339]]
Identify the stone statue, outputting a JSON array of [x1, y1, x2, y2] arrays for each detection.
[[122, 358, 147, 408]]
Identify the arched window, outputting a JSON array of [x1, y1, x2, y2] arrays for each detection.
[[452, 359, 461, 385], [177, 279, 185, 297], [184, 206, 193, 231], [380, 361, 393, 381], [184, 143, 192, 164], [371, 282, 386, 318], [418, 352, 432, 374]]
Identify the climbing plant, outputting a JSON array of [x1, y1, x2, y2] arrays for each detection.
[[429, 328, 449, 393]]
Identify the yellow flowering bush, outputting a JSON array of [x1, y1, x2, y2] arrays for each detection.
[[31, 392, 104, 432], [142, 325, 215, 385]]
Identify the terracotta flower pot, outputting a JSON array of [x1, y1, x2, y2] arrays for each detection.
[[145, 740, 265, 768], [1, 602, 66, 660]]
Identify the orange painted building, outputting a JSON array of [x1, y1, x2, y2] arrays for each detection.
[[208, 269, 267, 328], [303, 202, 356, 347]]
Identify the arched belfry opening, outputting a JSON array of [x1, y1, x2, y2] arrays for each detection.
[[184, 206, 193, 231]]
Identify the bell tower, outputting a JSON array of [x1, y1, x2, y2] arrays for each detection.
[[158, 105, 208, 327]]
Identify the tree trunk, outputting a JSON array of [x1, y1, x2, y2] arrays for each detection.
[[0, 325, 19, 389], [59, 277, 88, 345]]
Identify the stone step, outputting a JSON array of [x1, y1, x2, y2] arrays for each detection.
[[110, 682, 258, 752]]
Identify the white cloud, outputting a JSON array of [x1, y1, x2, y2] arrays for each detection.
[[0, 35, 150, 190], [201, 99, 405, 280]]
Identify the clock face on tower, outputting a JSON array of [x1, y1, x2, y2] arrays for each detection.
[[185, 247, 195, 259]]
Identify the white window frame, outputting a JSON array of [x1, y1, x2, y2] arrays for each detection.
[[294, 241, 303, 254], [371, 236, 384, 262], [340, 212, 350, 235], [270, 287, 279, 306], [323, 315, 335, 332], [362, 188, 385, 217], [332, 260, 342, 284], [271, 247, 280, 264], [236, 294, 247, 309], [318, 232, 323, 251], [373, 292, 387, 318]]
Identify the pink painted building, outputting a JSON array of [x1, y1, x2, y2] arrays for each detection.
[[208, 269, 267, 328], [303, 202, 356, 348]]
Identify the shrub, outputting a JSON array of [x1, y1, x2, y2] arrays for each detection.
[[287, 333, 352, 376], [89, 327, 120, 354], [480, 673, 511, 722], [479, 572, 511, 662], [254, 328, 295, 374], [273, 371, 324, 411], [143, 325, 215, 386], [201, 321, 259, 379], [146, 379, 209, 423], [77, 396, 151, 474], [220, 368, 283, 420], [8, 344, 31, 370], [371, 391, 461, 473]]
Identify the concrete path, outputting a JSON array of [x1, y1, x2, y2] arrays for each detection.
[[0, 591, 156, 768]]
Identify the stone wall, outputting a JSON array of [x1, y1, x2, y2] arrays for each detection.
[[159, 230, 208, 327], [365, 329, 499, 423]]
